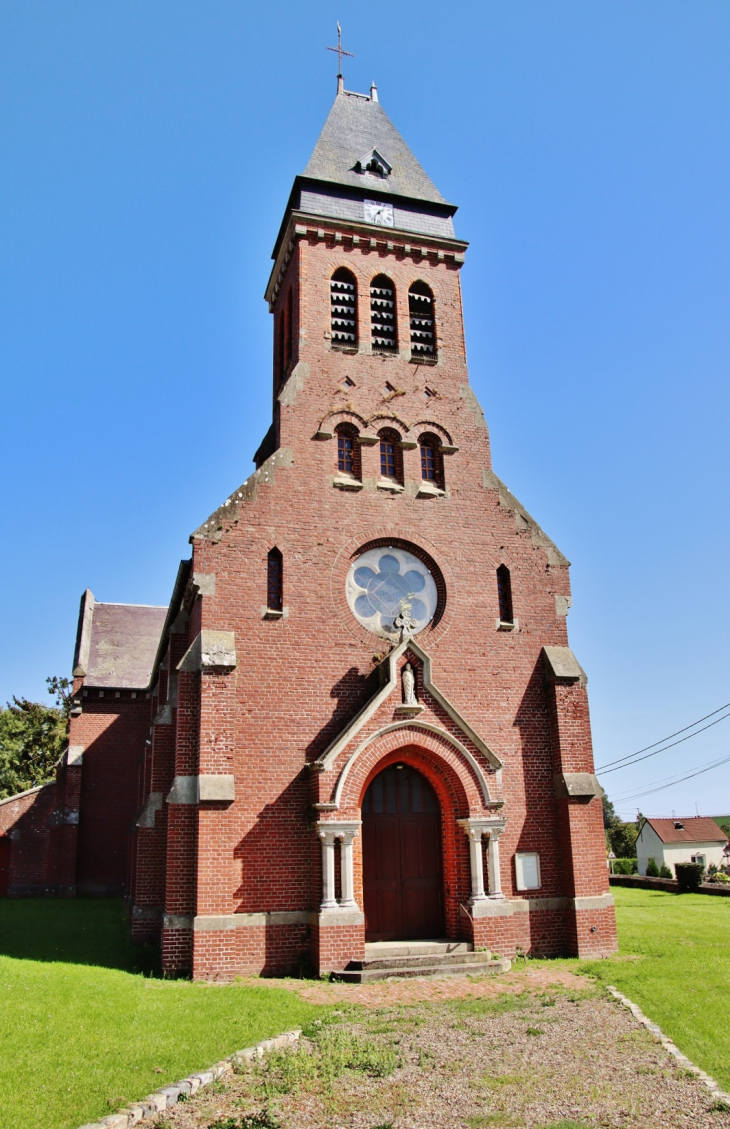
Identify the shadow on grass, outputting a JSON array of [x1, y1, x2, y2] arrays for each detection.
[[0, 898, 160, 974]]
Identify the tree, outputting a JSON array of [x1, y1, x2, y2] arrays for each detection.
[[602, 793, 638, 858], [0, 677, 71, 800]]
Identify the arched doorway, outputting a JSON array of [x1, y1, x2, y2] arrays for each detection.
[[362, 762, 444, 941]]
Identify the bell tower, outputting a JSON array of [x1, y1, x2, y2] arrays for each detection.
[[256, 80, 487, 496]]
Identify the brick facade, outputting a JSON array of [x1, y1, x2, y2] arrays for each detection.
[[1, 84, 616, 975]]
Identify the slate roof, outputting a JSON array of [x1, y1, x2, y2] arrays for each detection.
[[302, 90, 448, 206], [74, 592, 167, 689], [644, 817, 728, 845]]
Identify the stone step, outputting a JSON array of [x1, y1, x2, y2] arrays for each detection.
[[364, 940, 471, 960], [335, 957, 511, 984], [354, 949, 491, 971]]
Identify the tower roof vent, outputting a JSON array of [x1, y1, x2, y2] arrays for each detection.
[[354, 147, 392, 178]]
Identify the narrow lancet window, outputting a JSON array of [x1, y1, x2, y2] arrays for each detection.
[[267, 548, 283, 613], [331, 268, 357, 348], [283, 288, 293, 373], [378, 428, 403, 483], [370, 275, 397, 352], [497, 564, 514, 625], [335, 424, 361, 479], [409, 281, 436, 358], [419, 433, 444, 489]]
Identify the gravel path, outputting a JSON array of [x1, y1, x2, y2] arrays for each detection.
[[148, 971, 730, 1129]]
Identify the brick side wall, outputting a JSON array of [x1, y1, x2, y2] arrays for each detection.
[[73, 694, 152, 895]]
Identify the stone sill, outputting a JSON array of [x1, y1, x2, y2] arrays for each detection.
[[262, 607, 287, 620], [417, 482, 446, 498], [409, 354, 438, 365], [496, 619, 518, 632], [377, 478, 404, 493], [333, 475, 364, 491]]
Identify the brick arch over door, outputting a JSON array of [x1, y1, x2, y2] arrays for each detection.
[[341, 738, 479, 938], [333, 722, 493, 815]]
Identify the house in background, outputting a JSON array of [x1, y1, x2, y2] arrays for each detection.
[[636, 817, 728, 876]]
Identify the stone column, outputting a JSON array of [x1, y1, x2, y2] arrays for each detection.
[[316, 820, 361, 911], [459, 817, 506, 905], [317, 828, 338, 910], [338, 826, 360, 910], [487, 828, 505, 899]]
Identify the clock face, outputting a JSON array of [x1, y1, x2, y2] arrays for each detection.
[[364, 199, 394, 228], [346, 547, 438, 638]]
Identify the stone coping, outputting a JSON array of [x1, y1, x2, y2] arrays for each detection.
[[76, 1028, 301, 1129], [608, 987, 730, 1106]]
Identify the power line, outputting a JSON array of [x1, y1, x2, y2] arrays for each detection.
[[609, 752, 730, 804], [595, 705, 730, 775]]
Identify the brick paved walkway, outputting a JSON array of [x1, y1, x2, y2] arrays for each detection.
[[235, 964, 588, 1007]]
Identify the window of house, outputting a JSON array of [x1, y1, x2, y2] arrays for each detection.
[[691, 854, 706, 867], [419, 433, 444, 488], [409, 281, 435, 358], [370, 275, 397, 352], [497, 564, 514, 626], [379, 429, 403, 483], [335, 424, 361, 479], [331, 268, 357, 348], [515, 852, 541, 891], [266, 548, 283, 613]]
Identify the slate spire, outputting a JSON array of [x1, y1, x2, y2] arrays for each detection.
[[302, 87, 449, 206]]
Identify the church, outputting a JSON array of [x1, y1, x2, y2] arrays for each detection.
[[0, 77, 617, 978]]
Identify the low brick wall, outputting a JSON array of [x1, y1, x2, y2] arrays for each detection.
[[609, 875, 730, 897]]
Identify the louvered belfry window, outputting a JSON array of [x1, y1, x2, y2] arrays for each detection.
[[331, 268, 357, 348], [409, 281, 435, 358], [370, 275, 397, 352]]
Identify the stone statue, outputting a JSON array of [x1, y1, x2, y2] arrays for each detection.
[[402, 662, 417, 706]]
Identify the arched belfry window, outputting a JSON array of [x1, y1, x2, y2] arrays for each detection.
[[335, 423, 361, 480], [409, 281, 435, 358], [496, 564, 514, 626], [378, 428, 403, 484], [370, 275, 397, 352], [419, 432, 444, 489], [267, 548, 283, 614], [331, 268, 357, 349]]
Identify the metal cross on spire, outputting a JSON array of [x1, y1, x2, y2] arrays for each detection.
[[326, 22, 354, 84]]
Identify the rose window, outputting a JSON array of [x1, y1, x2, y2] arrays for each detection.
[[345, 547, 438, 638]]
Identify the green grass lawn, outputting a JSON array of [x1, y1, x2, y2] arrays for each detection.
[[582, 885, 730, 1093], [2, 890, 729, 1129], [0, 900, 322, 1129]]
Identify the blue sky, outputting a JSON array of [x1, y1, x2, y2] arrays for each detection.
[[1, 2, 728, 820]]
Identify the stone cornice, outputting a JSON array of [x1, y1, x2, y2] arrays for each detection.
[[265, 211, 469, 309]]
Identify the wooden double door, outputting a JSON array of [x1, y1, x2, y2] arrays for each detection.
[[362, 763, 444, 941]]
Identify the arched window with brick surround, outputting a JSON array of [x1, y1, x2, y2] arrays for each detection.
[[409, 281, 436, 358], [335, 423, 361, 481], [267, 548, 283, 614], [378, 428, 403, 485], [496, 564, 514, 627], [370, 275, 397, 352], [418, 432, 444, 489], [331, 268, 358, 349]]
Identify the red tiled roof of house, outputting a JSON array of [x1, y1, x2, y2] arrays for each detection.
[[645, 816, 728, 844]]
